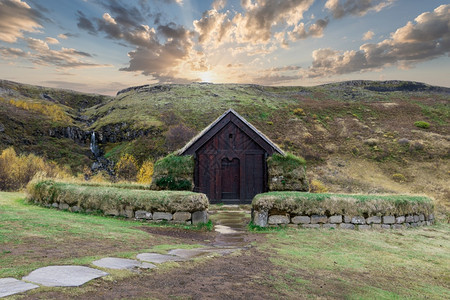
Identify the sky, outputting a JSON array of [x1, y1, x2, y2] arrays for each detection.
[[0, 0, 449, 95]]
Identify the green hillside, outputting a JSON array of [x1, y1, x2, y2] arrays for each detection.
[[0, 79, 449, 208]]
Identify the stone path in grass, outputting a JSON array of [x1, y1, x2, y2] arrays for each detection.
[[0, 278, 39, 298], [0, 208, 249, 298]]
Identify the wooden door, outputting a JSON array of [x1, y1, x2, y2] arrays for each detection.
[[221, 158, 240, 200]]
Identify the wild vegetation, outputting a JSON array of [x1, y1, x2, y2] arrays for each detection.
[[1, 192, 448, 298], [0, 192, 205, 279], [267, 152, 308, 191], [0, 147, 70, 191], [151, 154, 194, 191], [0, 79, 448, 210]]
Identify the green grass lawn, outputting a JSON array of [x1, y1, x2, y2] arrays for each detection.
[[0, 192, 200, 278], [1, 192, 449, 299], [259, 224, 450, 299]]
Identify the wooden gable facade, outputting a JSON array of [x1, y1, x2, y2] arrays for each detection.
[[179, 109, 284, 204]]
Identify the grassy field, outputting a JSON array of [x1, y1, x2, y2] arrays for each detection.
[[1, 192, 449, 299], [260, 225, 450, 299], [0, 192, 202, 278]]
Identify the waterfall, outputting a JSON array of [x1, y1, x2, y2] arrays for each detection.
[[90, 132, 100, 158]]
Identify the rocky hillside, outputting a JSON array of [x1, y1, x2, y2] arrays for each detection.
[[0, 79, 449, 208]]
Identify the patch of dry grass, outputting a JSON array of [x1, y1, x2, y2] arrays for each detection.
[[262, 224, 450, 299], [310, 156, 450, 216]]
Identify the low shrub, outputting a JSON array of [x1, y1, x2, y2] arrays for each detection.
[[0, 147, 70, 191], [137, 160, 154, 184], [27, 180, 208, 213], [309, 179, 328, 193], [267, 153, 308, 191], [115, 154, 138, 181], [292, 108, 306, 116], [414, 121, 430, 129], [392, 173, 407, 183], [151, 154, 194, 191], [252, 191, 433, 217]]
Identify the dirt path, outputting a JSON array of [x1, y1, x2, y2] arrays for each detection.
[[19, 209, 287, 300]]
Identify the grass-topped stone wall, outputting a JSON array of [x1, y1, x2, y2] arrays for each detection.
[[27, 180, 209, 224], [267, 153, 308, 191], [252, 192, 434, 229], [150, 154, 194, 191]]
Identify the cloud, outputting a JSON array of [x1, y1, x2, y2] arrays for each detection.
[[234, 0, 315, 44], [193, 9, 232, 45], [119, 23, 204, 82], [74, 1, 205, 81], [252, 73, 301, 85], [76, 10, 97, 34], [288, 18, 329, 41], [97, 0, 149, 28], [362, 30, 374, 40], [0, 0, 43, 43], [45, 37, 59, 44], [58, 32, 79, 39], [250, 64, 302, 85], [304, 5, 450, 78], [212, 0, 226, 10], [155, 0, 183, 5], [23, 37, 111, 69], [325, 0, 395, 19], [193, 0, 327, 53], [0, 47, 26, 58]]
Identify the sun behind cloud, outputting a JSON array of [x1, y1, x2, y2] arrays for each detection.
[[199, 71, 214, 83]]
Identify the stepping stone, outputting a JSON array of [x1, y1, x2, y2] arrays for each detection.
[[22, 266, 108, 287], [167, 249, 208, 259], [215, 225, 238, 234], [92, 258, 156, 270], [0, 278, 39, 298], [168, 247, 237, 259], [136, 253, 184, 264]]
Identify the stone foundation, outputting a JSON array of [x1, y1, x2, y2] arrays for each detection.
[[253, 211, 435, 229], [44, 202, 208, 225]]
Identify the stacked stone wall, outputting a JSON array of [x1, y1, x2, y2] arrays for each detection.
[[45, 202, 208, 225], [253, 211, 435, 229]]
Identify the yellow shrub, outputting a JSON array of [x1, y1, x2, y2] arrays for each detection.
[[1, 98, 72, 123], [309, 179, 328, 193], [137, 160, 154, 184], [115, 154, 138, 181], [392, 173, 407, 183], [0, 147, 71, 191], [293, 108, 306, 116]]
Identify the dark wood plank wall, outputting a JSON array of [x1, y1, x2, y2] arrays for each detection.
[[195, 120, 267, 203]]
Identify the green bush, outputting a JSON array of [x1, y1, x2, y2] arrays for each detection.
[[155, 175, 192, 191], [252, 191, 433, 217], [27, 180, 208, 213], [414, 121, 430, 129], [151, 154, 194, 191], [267, 153, 308, 191]]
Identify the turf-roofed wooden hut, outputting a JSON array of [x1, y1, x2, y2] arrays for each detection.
[[178, 109, 284, 204]]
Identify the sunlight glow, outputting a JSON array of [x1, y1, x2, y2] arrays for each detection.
[[199, 71, 214, 82]]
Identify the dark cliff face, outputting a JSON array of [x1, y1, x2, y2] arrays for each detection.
[[95, 123, 162, 144], [48, 124, 162, 145], [48, 127, 89, 144]]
